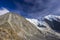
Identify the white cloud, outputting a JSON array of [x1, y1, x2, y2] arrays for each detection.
[[0, 8, 9, 15]]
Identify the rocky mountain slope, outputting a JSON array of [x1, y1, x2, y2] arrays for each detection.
[[0, 13, 45, 40], [26, 15, 60, 40], [0, 12, 60, 40]]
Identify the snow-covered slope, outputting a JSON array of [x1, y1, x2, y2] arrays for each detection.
[[26, 15, 60, 33], [26, 18, 47, 31], [26, 18, 39, 26], [26, 15, 60, 27]]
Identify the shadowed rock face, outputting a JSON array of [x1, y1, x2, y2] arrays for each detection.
[[44, 15, 60, 33], [0, 13, 60, 40]]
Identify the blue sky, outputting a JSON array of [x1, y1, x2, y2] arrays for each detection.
[[0, 0, 60, 20], [0, 0, 33, 17]]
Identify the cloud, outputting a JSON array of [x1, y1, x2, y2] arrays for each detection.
[[13, 0, 60, 20], [1, 0, 60, 21]]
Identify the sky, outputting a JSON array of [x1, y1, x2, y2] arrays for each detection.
[[0, 0, 60, 20]]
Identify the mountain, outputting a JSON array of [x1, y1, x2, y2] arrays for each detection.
[[44, 15, 60, 33], [0, 11, 60, 40], [26, 15, 60, 33], [0, 12, 46, 40], [43, 15, 60, 40], [26, 15, 60, 40]]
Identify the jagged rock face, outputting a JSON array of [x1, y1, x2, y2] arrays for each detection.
[[0, 13, 45, 40]]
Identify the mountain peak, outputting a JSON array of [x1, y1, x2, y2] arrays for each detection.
[[0, 8, 9, 15]]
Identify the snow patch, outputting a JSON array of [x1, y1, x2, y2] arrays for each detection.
[[44, 15, 53, 21], [44, 15, 60, 22], [26, 18, 39, 26], [0, 8, 9, 15]]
